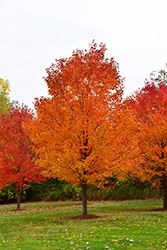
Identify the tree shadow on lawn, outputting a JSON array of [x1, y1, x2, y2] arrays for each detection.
[[148, 208, 167, 212], [115, 207, 167, 212], [1, 201, 167, 216]]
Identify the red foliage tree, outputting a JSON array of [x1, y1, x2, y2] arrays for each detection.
[[126, 81, 167, 208], [0, 105, 45, 210]]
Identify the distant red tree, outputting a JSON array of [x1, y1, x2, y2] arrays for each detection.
[[0, 105, 45, 210], [125, 81, 167, 208]]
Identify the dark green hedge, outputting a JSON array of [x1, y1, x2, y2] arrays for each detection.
[[0, 178, 162, 204]]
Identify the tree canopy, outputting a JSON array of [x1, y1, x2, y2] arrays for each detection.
[[0, 78, 12, 113], [0, 105, 45, 210], [0, 78, 19, 113], [149, 63, 167, 87], [125, 81, 167, 208], [26, 41, 125, 215]]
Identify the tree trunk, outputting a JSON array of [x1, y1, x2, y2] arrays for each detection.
[[17, 188, 22, 210], [82, 184, 87, 215], [162, 173, 167, 209]]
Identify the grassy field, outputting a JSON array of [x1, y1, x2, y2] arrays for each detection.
[[0, 199, 166, 249]]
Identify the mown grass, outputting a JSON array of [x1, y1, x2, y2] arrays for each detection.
[[0, 199, 167, 249]]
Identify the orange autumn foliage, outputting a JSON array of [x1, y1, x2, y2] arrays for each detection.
[[26, 41, 126, 188]]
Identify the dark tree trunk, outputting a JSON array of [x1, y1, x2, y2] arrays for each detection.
[[17, 188, 22, 210], [162, 173, 167, 209], [82, 183, 87, 215]]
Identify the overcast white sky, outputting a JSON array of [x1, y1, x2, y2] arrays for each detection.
[[0, 0, 167, 109]]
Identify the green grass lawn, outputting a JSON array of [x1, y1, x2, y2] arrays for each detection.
[[0, 199, 166, 249]]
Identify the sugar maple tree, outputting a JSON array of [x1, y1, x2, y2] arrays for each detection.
[[27, 41, 125, 215], [126, 81, 167, 208], [0, 105, 45, 210]]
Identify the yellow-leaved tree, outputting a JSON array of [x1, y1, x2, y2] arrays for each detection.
[[0, 78, 12, 113]]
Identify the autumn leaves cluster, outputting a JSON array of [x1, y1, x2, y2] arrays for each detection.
[[0, 41, 167, 210]]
